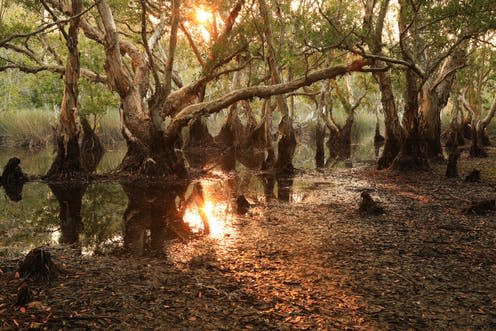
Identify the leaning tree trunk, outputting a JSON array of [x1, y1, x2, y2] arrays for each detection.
[[45, 0, 83, 179]]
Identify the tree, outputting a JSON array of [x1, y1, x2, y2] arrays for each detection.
[[41, 0, 368, 177]]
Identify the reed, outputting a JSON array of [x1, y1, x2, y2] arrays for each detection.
[[0, 108, 124, 149]]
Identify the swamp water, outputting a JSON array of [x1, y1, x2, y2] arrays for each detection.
[[0, 140, 379, 258]]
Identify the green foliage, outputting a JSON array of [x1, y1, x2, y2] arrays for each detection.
[[79, 80, 119, 118]]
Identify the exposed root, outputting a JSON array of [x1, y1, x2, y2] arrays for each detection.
[[17, 248, 63, 282], [463, 199, 496, 215], [359, 191, 384, 215]]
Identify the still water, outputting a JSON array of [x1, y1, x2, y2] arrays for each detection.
[[0, 140, 379, 258]]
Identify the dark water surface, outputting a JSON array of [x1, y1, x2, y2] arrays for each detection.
[[0, 141, 377, 258]]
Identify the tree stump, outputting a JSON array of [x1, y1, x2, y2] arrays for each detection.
[[17, 248, 62, 281], [1, 157, 27, 186], [445, 147, 460, 178], [15, 283, 33, 306], [236, 195, 251, 215], [464, 169, 481, 182], [359, 191, 384, 215], [463, 199, 496, 215]]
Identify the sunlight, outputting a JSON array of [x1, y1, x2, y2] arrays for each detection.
[[183, 205, 204, 233], [149, 14, 160, 25], [182, 183, 232, 238], [195, 8, 212, 24], [194, 7, 213, 41]]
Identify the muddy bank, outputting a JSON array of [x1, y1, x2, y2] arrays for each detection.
[[1, 150, 496, 329]]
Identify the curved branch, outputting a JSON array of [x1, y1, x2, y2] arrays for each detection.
[[166, 60, 367, 135]]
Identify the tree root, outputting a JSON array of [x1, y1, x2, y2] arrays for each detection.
[[359, 192, 384, 215], [17, 248, 63, 282], [463, 199, 496, 215]]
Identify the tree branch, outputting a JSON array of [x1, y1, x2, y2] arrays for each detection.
[[166, 60, 367, 135], [163, 0, 180, 96], [0, 0, 99, 47]]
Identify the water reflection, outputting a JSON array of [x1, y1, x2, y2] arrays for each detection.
[[121, 181, 187, 256], [49, 183, 87, 245], [2, 179, 26, 202], [1, 170, 299, 257], [1, 157, 28, 202], [182, 180, 234, 238]]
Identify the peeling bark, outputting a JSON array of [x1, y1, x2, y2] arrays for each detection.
[[259, 0, 295, 174], [420, 49, 466, 161], [46, 0, 83, 179]]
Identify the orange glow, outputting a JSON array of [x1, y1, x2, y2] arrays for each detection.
[[182, 187, 232, 238], [195, 7, 212, 24], [194, 7, 213, 41]]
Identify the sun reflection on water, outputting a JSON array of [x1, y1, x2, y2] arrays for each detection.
[[182, 181, 233, 239]]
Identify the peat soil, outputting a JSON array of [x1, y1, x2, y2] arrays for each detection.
[[1, 149, 496, 330]]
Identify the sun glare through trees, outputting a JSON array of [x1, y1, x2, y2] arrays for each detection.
[[0, 0, 495, 329]]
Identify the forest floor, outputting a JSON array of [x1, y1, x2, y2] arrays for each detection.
[[1, 148, 496, 330]]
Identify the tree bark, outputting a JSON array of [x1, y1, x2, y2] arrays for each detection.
[[375, 69, 402, 169], [390, 69, 429, 170], [420, 49, 466, 161], [259, 0, 296, 174], [45, 0, 83, 179], [315, 84, 327, 168], [362, 0, 402, 169]]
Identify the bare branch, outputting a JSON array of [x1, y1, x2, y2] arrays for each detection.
[[166, 60, 368, 135], [0, 0, 99, 47], [163, 0, 180, 96], [179, 23, 205, 68], [140, 0, 160, 89]]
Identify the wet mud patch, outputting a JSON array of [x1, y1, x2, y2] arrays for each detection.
[[2, 152, 496, 329]]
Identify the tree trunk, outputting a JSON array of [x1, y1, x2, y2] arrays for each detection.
[[477, 97, 496, 146], [80, 117, 104, 172], [45, 0, 83, 179], [259, 0, 296, 174], [375, 70, 402, 169], [444, 96, 466, 148], [420, 49, 466, 161], [390, 69, 429, 171], [419, 87, 444, 160], [315, 122, 325, 168], [183, 117, 214, 169], [469, 122, 488, 157], [314, 82, 328, 168]]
